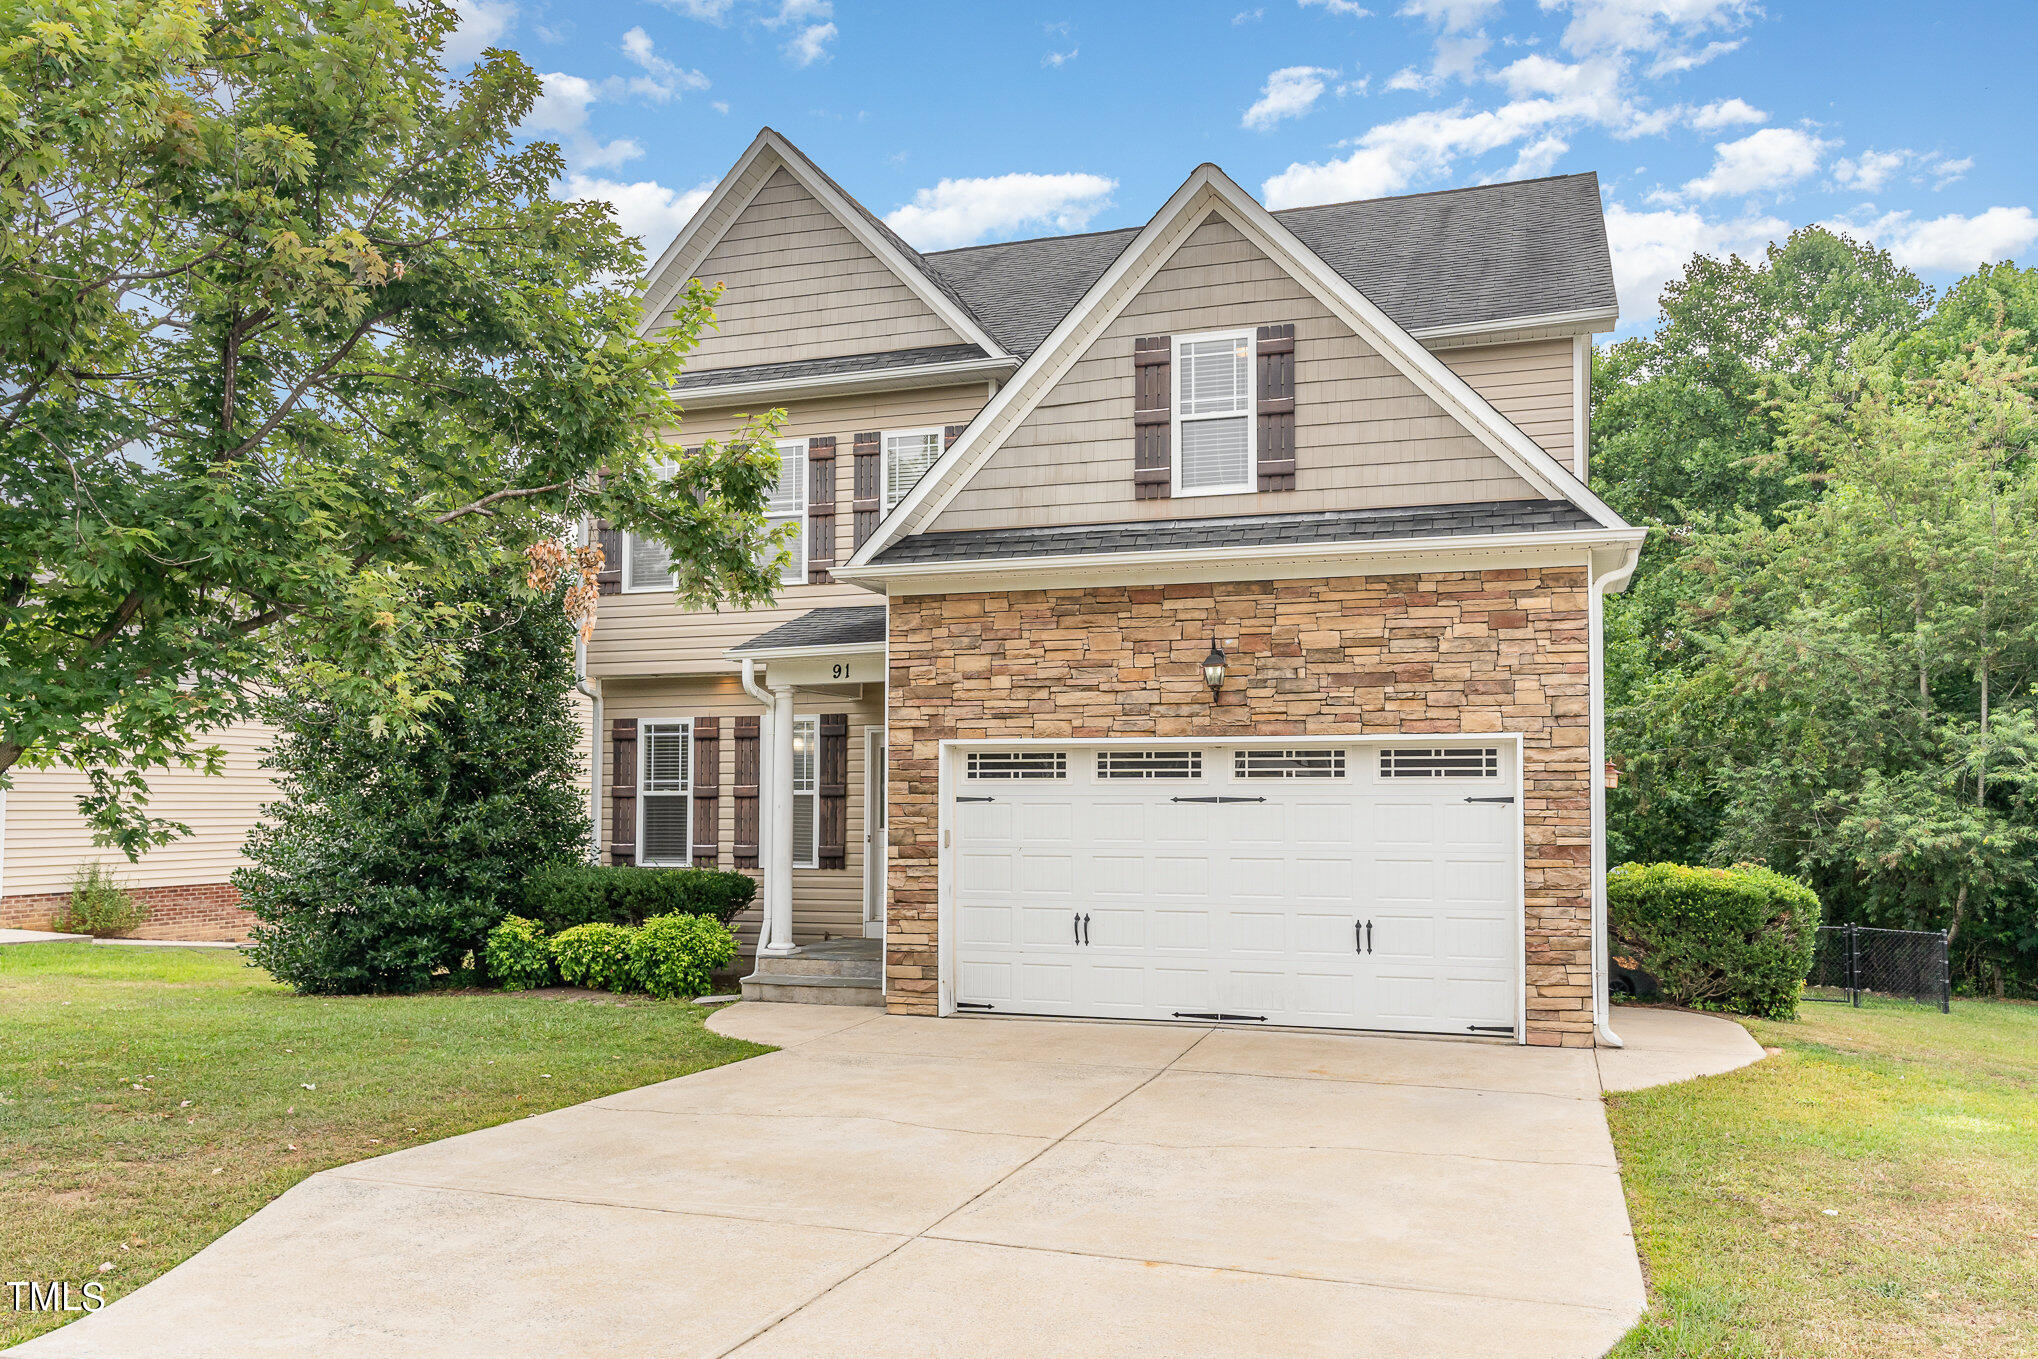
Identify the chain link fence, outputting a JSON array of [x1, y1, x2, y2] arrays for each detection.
[[1805, 923, 1951, 1011]]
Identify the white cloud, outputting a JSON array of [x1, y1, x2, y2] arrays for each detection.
[[1689, 96, 1764, 130], [1385, 67, 1433, 93], [1645, 38, 1740, 75], [1931, 156, 1975, 188], [885, 172, 1118, 251], [653, 0, 737, 20], [785, 21, 835, 65], [1398, 0, 1502, 31], [1044, 47, 1078, 68], [1832, 149, 1906, 194], [1680, 126, 1833, 199], [1832, 207, 2038, 274], [1299, 0, 1373, 16], [1244, 66, 1338, 131], [563, 174, 714, 257], [1602, 202, 1789, 321], [1503, 134, 1570, 179], [529, 73, 643, 170], [1234, 7, 1267, 21], [444, 0, 516, 66], [1548, 0, 1762, 59], [620, 27, 711, 101]]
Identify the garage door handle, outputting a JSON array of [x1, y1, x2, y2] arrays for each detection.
[[1082, 913, 1091, 946], [1366, 920, 1373, 954], [1464, 796, 1515, 804], [1169, 795, 1267, 804], [1073, 912, 1081, 945]]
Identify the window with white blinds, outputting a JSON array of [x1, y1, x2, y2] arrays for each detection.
[[791, 715, 819, 869], [638, 721, 692, 865], [1174, 331, 1254, 495], [763, 439, 807, 586], [884, 429, 942, 510]]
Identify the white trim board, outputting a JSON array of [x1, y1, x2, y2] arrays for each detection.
[[850, 162, 1631, 569], [636, 128, 1010, 361]]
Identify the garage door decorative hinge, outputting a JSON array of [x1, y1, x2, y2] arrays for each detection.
[[955, 795, 994, 803], [1172, 1011, 1267, 1022], [1169, 795, 1267, 804], [1466, 1025, 1514, 1034], [955, 1001, 995, 1011], [1463, 796, 1516, 804]]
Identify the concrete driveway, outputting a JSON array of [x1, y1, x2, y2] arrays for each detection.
[[8, 1005, 1745, 1359]]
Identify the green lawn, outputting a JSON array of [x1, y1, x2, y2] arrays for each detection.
[[0, 942, 765, 1348], [1608, 997, 2038, 1358]]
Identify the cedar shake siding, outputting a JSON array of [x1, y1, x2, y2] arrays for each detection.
[[925, 216, 1546, 535], [661, 166, 963, 370], [885, 567, 1597, 1047]]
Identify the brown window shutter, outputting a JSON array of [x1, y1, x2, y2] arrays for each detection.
[[593, 521, 623, 595], [608, 718, 638, 864], [1255, 324, 1296, 492], [817, 713, 848, 870], [690, 717, 720, 866], [943, 424, 966, 450], [1133, 336, 1171, 500], [851, 432, 881, 547], [806, 435, 837, 583], [732, 715, 760, 869]]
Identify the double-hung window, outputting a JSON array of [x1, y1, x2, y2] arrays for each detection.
[[623, 457, 679, 591], [763, 439, 807, 586], [884, 428, 942, 511], [638, 720, 692, 865], [790, 715, 819, 869], [1173, 329, 1255, 495]]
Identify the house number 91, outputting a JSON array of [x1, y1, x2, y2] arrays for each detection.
[[831, 663, 852, 680]]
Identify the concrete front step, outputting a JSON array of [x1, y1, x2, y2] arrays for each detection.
[[740, 973, 886, 1007], [759, 955, 882, 980]]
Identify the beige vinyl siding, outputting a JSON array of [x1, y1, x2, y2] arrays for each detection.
[[588, 384, 989, 678], [928, 215, 1539, 534], [600, 675, 881, 950], [1440, 338, 1574, 468], [662, 167, 962, 371], [1, 721, 278, 897]]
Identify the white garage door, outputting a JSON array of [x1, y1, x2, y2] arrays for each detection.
[[949, 742, 1520, 1037]]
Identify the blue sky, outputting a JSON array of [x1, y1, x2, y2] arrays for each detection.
[[446, 0, 2038, 334]]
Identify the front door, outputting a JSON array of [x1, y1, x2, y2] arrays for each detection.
[[863, 726, 887, 940]]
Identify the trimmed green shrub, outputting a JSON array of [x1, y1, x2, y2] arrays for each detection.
[[484, 916, 556, 990], [629, 913, 739, 999], [520, 864, 757, 932], [550, 922, 637, 991], [54, 862, 147, 937], [1607, 862, 1822, 1019]]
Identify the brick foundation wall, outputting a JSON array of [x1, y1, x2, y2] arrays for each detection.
[[0, 881, 256, 942], [885, 566, 1597, 1046]]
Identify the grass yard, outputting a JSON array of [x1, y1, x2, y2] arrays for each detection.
[[1608, 997, 2038, 1358], [0, 941, 765, 1348]]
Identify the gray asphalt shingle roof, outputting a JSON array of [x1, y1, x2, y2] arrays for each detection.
[[871, 500, 1598, 566], [672, 344, 992, 392], [730, 605, 889, 652], [918, 173, 1617, 357]]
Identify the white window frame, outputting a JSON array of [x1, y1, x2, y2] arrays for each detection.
[[765, 437, 808, 587], [883, 427, 944, 512], [636, 719, 693, 866], [622, 457, 680, 593], [1170, 327, 1256, 498], [790, 713, 819, 870]]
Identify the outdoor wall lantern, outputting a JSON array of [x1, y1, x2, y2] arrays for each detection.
[[1202, 642, 1228, 694]]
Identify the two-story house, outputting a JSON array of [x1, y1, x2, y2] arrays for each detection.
[[586, 128, 1644, 1048]]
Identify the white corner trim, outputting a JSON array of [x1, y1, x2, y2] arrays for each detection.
[[849, 163, 1631, 569], [1572, 334, 1591, 482], [638, 129, 1011, 361]]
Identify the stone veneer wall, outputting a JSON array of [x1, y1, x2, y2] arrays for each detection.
[[885, 566, 1597, 1046], [0, 881, 256, 941]]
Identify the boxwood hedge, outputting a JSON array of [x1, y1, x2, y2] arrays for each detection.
[[1607, 862, 1821, 1019]]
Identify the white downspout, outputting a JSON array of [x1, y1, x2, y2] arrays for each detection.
[[1589, 545, 1642, 1047], [739, 657, 780, 955], [574, 514, 603, 865]]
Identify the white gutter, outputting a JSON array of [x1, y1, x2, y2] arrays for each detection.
[[725, 639, 886, 663], [1409, 306, 1621, 346], [738, 656, 778, 955], [1589, 542, 1643, 1048]]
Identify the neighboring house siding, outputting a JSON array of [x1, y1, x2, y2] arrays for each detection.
[[587, 384, 989, 678], [926, 215, 1541, 535], [1, 720, 278, 898], [665, 166, 962, 370], [599, 675, 880, 951], [1440, 338, 1575, 470], [885, 567, 1597, 1047]]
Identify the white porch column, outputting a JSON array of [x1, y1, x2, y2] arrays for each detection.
[[761, 680, 799, 956]]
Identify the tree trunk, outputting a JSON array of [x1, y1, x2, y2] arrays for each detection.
[[1948, 881, 1969, 946], [0, 740, 21, 779]]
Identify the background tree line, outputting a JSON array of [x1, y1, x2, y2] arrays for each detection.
[[1595, 231, 2038, 995]]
